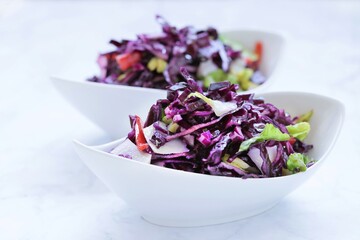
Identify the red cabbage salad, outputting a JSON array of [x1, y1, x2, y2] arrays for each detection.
[[89, 15, 265, 91], [110, 68, 314, 178]]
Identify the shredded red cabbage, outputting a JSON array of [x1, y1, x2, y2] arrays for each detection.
[[89, 15, 265, 91], [123, 68, 313, 178]]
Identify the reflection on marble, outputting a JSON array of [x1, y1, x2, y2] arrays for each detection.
[[0, 1, 359, 240]]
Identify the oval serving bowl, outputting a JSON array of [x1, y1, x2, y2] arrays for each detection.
[[52, 30, 285, 138], [73, 91, 344, 227]]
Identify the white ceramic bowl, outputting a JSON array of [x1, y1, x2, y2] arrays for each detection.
[[52, 30, 285, 138], [73, 91, 344, 227]]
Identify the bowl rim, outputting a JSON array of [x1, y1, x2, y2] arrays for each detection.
[[74, 91, 345, 182], [51, 76, 166, 94]]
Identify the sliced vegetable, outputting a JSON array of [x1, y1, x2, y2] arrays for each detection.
[[116, 52, 141, 71], [289, 137, 296, 145], [296, 110, 314, 123], [198, 130, 212, 146], [147, 57, 168, 73], [286, 153, 308, 172], [286, 122, 311, 141], [187, 91, 237, 116], [254, 41, 263, 63], [227, 73, 238, 85], [162, 115, 172, 124], [206, 69, 227, 82], [247, 147, 263, 172], [203, 75, 215, 88], [143, 122, 189, 154], [134, 115, 149, 151], [168, 122, 179, 133], [237, 68, 255, 91], [239, 123, 290, 152], [225, 157, 250, 170], [110, 138, 151, 164]]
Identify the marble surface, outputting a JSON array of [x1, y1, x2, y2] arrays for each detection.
[[0, 1, 360, 239]]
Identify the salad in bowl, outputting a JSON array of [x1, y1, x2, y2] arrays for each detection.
[[110, 68, 314, 178], [73, 71, 344, 226], [89, 15, 267, 92]]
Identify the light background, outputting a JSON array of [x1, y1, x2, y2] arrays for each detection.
[[0, 1, 359, 240]]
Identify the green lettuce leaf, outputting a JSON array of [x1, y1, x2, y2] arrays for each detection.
[[207, 69, 227, 82], [286, 122, 311, 141], [239, 124, 290, 152], [296, 110, 313, 123], [286, 153, 309, 172], [239, 137, 259, 152]]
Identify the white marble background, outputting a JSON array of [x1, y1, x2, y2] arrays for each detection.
[[0, 1, 359, 239]]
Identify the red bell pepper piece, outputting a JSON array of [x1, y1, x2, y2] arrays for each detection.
[[116, 52, 141, 71], [289, 137, 296, 145], [254, 41, 263, 64], [134, 115, 149, 151]]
